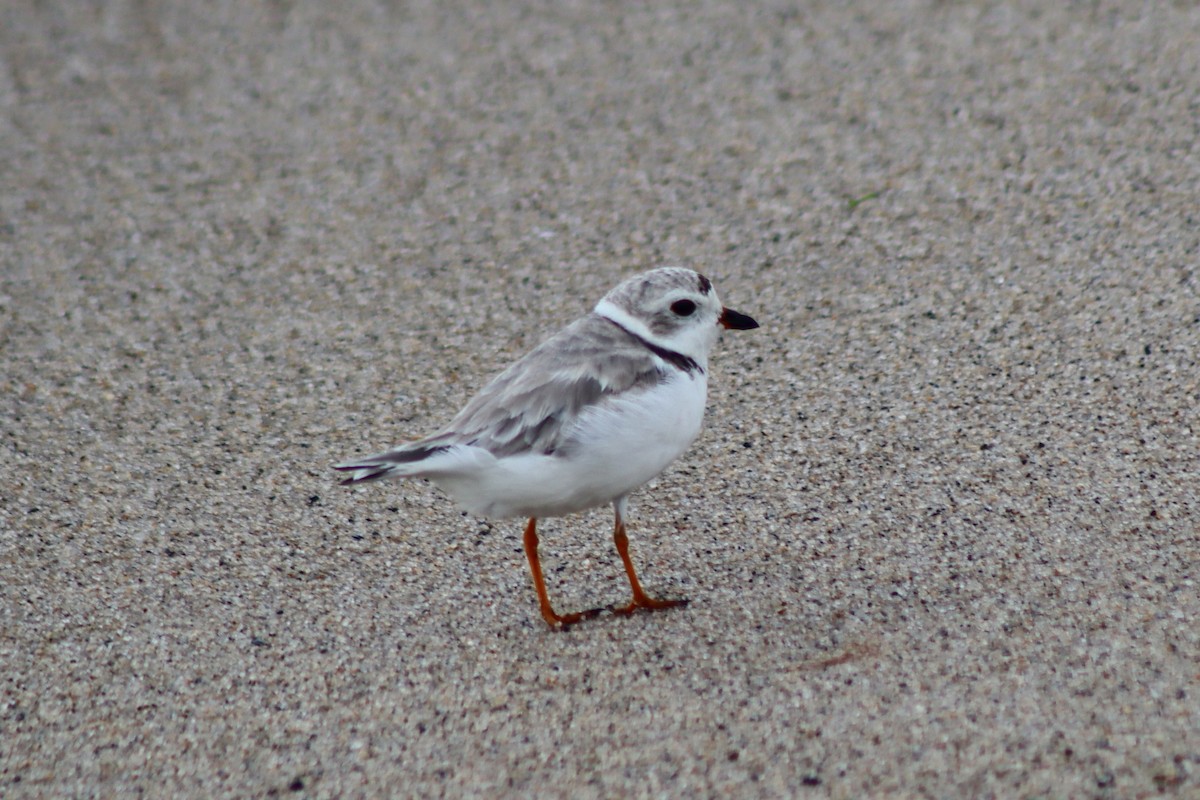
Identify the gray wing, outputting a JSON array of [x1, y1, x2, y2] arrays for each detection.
[[423, 313, 668, 457]]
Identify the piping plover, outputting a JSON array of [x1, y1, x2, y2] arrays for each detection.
[[336, 268, 758, 628]]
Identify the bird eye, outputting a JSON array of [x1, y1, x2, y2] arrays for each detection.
[[670, 299, 697, 316]]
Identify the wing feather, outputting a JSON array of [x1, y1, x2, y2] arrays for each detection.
[[432, 314, 666, 457]]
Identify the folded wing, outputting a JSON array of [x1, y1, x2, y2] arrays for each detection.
[[335, 314, 667, 483]]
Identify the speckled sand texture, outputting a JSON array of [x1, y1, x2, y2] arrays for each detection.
[[2, 2, 1198, 797]]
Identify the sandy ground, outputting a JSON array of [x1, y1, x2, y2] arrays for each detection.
[[2, 1, 1198, 797]]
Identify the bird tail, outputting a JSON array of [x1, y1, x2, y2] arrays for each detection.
[[333, 444, 450, 485]]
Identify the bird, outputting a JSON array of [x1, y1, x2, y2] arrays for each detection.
[[335, 267, 759, 628]]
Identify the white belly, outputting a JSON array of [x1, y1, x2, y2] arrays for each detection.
[[433, 371, 708, 519]]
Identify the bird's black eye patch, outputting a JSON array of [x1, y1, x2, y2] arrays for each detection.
[[670, 299, 697, 316]]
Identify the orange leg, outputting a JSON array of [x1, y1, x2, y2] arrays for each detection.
[[609, 512, 688, 616], [522, 518, 603, 629]]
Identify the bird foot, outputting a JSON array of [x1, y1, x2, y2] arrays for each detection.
[[608, 595, 689, 616], [542, 605, 606, 630]]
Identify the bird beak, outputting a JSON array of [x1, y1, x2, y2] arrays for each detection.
[[719, 307, 759, 330]]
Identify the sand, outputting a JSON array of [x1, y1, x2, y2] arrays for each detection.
[[2, 2, 1197, 797]]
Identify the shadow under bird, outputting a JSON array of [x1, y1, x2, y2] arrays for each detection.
[[336, 267, 759, 628]]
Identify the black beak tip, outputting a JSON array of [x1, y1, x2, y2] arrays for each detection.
[[720, 307, 760, 331]]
